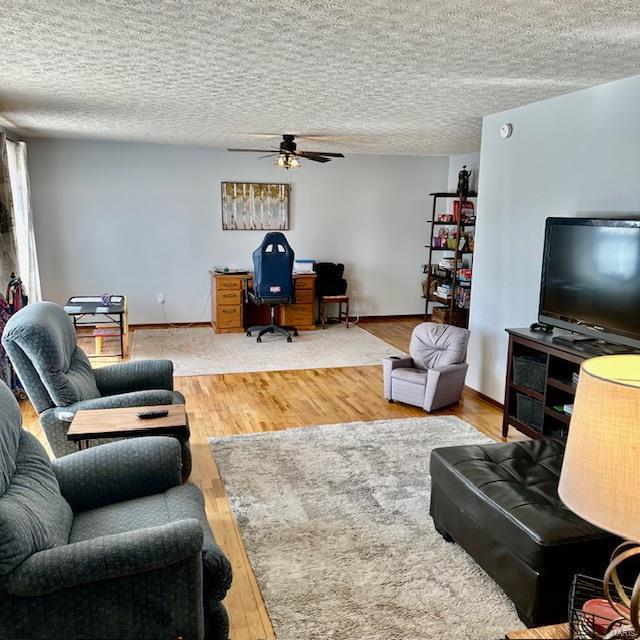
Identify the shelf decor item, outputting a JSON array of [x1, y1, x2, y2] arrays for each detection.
[[558, 355, 640, 638], [453, 199, 474, 223], [456, 165, 472, 198]]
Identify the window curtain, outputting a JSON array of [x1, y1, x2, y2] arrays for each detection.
[[0, 132, 19, 387], [0, 132, 18, 290], [6, 138, 42, 302]]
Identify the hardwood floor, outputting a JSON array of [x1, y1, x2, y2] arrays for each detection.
[[21, 318, 513, 640], [358, 315, 424, 351]]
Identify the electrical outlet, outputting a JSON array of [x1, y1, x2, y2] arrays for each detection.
[[157, 293, 165, 304]]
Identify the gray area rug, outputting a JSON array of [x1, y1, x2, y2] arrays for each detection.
[[131, 325, 405, 376], [209, 417, 521, 640]]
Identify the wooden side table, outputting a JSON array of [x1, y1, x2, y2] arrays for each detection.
[[505, 623, 569, 639], [67, 404, 187, 450], [320, 295, 350, 329]]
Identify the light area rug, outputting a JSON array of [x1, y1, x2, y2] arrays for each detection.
[[131, 325, 405, 376], [209, 417, 521, 640]]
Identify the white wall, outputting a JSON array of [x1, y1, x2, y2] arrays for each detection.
[[469, 73, 640, 402], [27, 139, 448, 323]]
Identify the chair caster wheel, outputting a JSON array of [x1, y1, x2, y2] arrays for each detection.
[[287, 336, 293, 343], [257, 337, 262, 343], [293, 331, 299, 336], [246, 332, 252, 337]]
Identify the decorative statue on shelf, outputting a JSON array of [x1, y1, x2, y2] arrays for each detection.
[[457, 165, 472, 199]]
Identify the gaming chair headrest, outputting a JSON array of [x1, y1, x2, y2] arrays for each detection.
[[258, 232, 293, 256]]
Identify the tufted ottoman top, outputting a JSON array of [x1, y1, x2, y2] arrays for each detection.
[[430, 439, 615, 569]]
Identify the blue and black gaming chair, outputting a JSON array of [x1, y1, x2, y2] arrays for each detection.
[[245, 232, 298, 342]]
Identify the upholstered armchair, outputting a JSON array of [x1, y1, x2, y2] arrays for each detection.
[[0, 382, 232, 640], [2, 301, 191, 476], [383, 322, 470, 412]]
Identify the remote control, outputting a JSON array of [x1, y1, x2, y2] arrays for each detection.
[[137, 409, 169, 420]]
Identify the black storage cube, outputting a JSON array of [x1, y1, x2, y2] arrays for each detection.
[[513, 354, 547, 393], [516, 393, 544, 431]]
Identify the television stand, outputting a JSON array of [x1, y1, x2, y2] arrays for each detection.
[[503, 328, 639, 440]]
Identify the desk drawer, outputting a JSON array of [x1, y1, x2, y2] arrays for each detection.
[[286, 311, 314, 327], [287, 304, 312, 315], [216, 306, 241, 322], [216, 315, 242, 329], [283, 303, 313, 327], [217, 278, 242, 290], [294, 290, 314, 304], [295, 277, 314, 290], [217, 290, 242, 305]]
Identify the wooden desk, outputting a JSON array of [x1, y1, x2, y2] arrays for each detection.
[[211, 272, 316, 334], [505, 623, 569, 639]]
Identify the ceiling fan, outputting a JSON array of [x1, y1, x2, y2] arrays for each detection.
[[227, 134, 345, 169]]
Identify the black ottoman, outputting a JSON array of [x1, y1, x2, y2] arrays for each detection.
[[429, 439, 617, 627]]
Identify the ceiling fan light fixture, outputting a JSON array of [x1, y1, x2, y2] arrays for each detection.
[[275, 154, 300, 169]]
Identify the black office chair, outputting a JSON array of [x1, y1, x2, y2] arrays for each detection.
[[313, 262, 348, 322], [245, 232, 298, 343]]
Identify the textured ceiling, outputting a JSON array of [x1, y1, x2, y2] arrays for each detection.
[[1, 1, 640, 154]]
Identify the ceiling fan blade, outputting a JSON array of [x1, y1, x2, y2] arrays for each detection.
[[258, 153, 279, 159], [296, 151, 345, 158], [299, 154, 331, 163], [227, 148, 275, 153]]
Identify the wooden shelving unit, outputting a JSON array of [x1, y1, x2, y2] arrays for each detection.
[[502, 328, 585, 440], [423, 191, 477, 327]]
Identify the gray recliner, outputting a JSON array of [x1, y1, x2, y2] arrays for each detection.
[[1, 301, 190, 476], [0, 381, 231, 640], [383, 322, 470, 412]]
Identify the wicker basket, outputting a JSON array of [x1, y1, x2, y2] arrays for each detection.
[[513, 354, 547, 393], [431, 306, 468, 328], [569, 574, 634, 639]]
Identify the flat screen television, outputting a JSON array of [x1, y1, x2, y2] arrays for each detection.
[[539, 217, 640, 349]]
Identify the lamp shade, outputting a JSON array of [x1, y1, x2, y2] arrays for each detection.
[[558, 355, 640, 541]]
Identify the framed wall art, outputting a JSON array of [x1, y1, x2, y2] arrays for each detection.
[[221, 182, 290, 230]]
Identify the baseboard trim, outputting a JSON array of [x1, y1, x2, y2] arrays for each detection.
[[358, 314, 423, 322], [464, 385, 503, 410], [132, 316, 422, 329], [130, 322, 212, 330]]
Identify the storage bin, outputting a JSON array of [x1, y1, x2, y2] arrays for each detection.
[[569, 574, 632, 639], [431, 306, 468, 328], [513, 354, 547, 393], [516, 393, 544, 431]]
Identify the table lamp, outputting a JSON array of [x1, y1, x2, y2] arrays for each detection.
[[558, 354, 640, 634]]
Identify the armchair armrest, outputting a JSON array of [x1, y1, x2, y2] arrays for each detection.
[[382, 356, 414, 399], [94, 360, 174, 396], [5, 519, 203, 597], [53, 436, 182, 512], [424, 362, 469, 412], [430, 362, 469, 376]]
